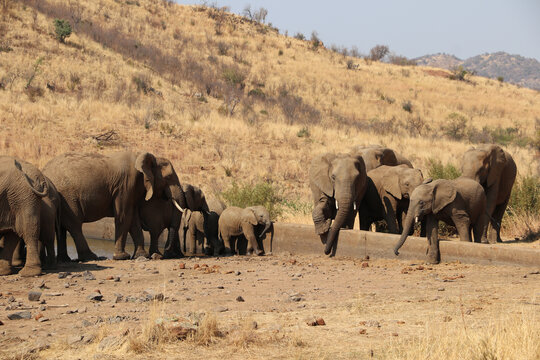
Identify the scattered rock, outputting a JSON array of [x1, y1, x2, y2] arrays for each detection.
[[217, 286, 224, 289], [193, 264, 200, 269], [359, 328, 367, 334], [465, 309, 472, 315], [58, 272, 71, 279], [178, 263, 186, 269], [87, 292, 103, 301], [251, 321, 258, 330], [38, 317, 49, 323], [235, 270, 241, 276], [213, 306, 228, 312], [114, 294, 123, 303], [306, 317, 325, 326], [34, 313, 44, 321], [361, 262, 369, 268], [150, 253, 162, 260], [8, 296, 15, 302], [438, 287, 445, 291], [68, 335, 83, 345], [392, 332, 399, 337], [397, 321, 405, 325], [142, 290, 164, 301], [0, 320, 3, 326], [44, 292, 63, 297], [135, 256, 148, 262], [416, 265, 425, 270], [82, 319, 93, 327], [106, 276, 114, 280], [78, 307, 87, 314], [28, 291, 42, 302], [83, 271, 96, 281], [359, 320, 381, 328], [236, 296, 245, 302], [39, 305, 46, 311], [8, 311, 32, 320]]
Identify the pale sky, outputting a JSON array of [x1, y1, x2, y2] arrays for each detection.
[[175, 0, 540, 61]]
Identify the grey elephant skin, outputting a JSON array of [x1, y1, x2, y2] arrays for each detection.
[[461, 144, 516, 243], [350, 145, 412, 172], [180, 195, 226, 256], [360, 165, 424, 233], [139, 183, 211, 258], [218, 205, 273, 256], [394, 178, 489, 264], [43, 152, 187, 261], [0, 156, 58, 276], [309, 153, 367, 256]]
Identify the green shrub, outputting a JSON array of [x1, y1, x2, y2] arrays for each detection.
[[53, 19, 72, 43], [221, 182, 283, 220], [442, 112, 468, 140], [427, 159, 461, 180], [247, 88, 265, 99], [497, 76, 504, 83], [296, 127, 310, 138], [507, 175, 540, 217], [282, 199, 313, 216], [402, 100, 413, 113], [293, 32, 305, 40], [222, 67, 245, 85]]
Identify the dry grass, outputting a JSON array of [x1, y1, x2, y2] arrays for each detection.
[[0, 0, 539, 241]]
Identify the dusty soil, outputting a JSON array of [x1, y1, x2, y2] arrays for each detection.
[[0, 253, 538, 359]]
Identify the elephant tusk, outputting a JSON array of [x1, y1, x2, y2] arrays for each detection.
[[335, 200, 339, 210], [415, 216, 419, 223], [353, 203, 357, 211], [173, 199, 185, 213]]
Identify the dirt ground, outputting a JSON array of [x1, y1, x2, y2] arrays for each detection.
[[0, 253, 538, 359]]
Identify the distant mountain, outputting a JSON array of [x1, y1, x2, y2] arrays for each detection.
[[415, 52, 540, 90]]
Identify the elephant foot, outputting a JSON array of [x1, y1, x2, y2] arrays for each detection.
[[113, 251, 131, 260], [134, 249, 149, 259], [0, 262, 12, 276], [163, 250, 184, 259], [150, 252, 163, 260], [78, 251, 99, 262], [19, 265, 42, 277], [11, 258, 24, 267], [203, 247, 213, 256], [255, 249, 265, 256], [57, 253, 73, 263]]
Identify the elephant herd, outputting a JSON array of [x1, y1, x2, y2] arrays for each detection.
[[0, 143, 517, 276], [0, 151, 273, 277], [309, 144, 516, 263]]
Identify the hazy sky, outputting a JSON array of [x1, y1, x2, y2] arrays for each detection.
[[175, 0, 540, 61]]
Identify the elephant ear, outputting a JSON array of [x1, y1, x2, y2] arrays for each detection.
[[309, 153, 336, 197], [135, 152, 157, 201], [383, 172, 402, 200], [243, 208, 258, 226], [183, 184, 208, 212], [432, 180, 457, 214], [379, 148, 398, 166], [486, 145, 506, 188]]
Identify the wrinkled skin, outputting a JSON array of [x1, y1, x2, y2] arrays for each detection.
[[360, 165, 424, 233], [461, 145, 516, 243], [394, 178, 489, 264], [350, 145, 413, 172], [0, 156, 57, 277], [309, 153, 367, 256], [43, 152, 187, 261], [218, 205, 272, 256], [180, 196, 226, 256]]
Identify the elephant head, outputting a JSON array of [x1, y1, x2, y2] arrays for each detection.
[[394, 179, 456, 255], [246, 205, 272, 240], [310, 153, 367, 256], [380, 165, 424, 200], [182, 184, 210, 213], [461, 144, 507, 188], [351, 145, 398, 172]]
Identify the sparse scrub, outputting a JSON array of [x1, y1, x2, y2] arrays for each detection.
[[296, 127, 310, 138], [293, 32, 305, 40], [402, 100, 413, 113], [427, 158, 461, 180], [449, 65, 475, 82], [389, 54, 416, 66], [442, 112, 468, 140], [221, 181, 283, 220], [53, 19, 72, 43], [369, 44, 389, 61]]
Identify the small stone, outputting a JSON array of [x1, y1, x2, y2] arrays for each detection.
[[8, 311, 32, 320], [465, 309, 472, 315], [316, 318, 325, 325], [45, 292, 63, 297], [178, 263, 186, 269], [68, 335, 83, 345], [0, 320, 3, 325], [217, 286, 224, 289], [87, 292, 103, 301], [64, 283, 70, 288], [78, 307, 87, 313], [397, 321, 405, 325], [28, 291, 42, 302], [150, 253, 162, 260], [361, 262, 369, 268], [235, 270, 241, 276], [83, 271, 96, 281], [58, 272, 71, 279], [291, 296, 302, 302], [392, 332, 399, 337], [251, 321, 258, 330], [438, 288, 445, 291], [38, 317, 49, 323], [416, 265, 425, 270], [213, 306, 228, 312], [236, 296, 245, 302], [8, 296, 15, 303], [193, 264, 200, 269], [365, 320, 380, 328], [35, 313, 44, 321], [359, 328, 367, 334], [135, 256, 148, 262], [114, 294, 123, 303], [39, 305, 46, 311], [106, 276, 114, 280]]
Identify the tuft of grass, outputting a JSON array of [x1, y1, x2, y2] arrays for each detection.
[[221, 181, 283, 220], [426, 158, 461, 180], [189, 313, 222, 346]]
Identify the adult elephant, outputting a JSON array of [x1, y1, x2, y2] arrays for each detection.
[[309, 153, 367, 256], [43, 152, 187, 261], [359, 165, 424, 233], [394, 178, 489, 264], [461, 144, 516, 243], [0, 156, 57, 276], [139, 183, 211, 258], [180, 195, 226, 256], [350, 145, 412, 172], [218, 205, 273, 256]]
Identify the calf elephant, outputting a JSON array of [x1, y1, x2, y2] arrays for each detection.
[[43, 152, 188, 261], [350, 145, 413, 171], [461, 144, 516, 243], [139, 183, 211, 258], [394, 178, 489, 264], [0, 156, 58, 276], [359, 165, 424, 233], [309, 153, 367, 256], [180, 195, 226, 256], [218, 205, 273, 256]]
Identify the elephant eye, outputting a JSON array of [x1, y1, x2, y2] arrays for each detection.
[[405, 182, 409, 186], [331, 174, 336, 181], [419, 200, 424, 205]]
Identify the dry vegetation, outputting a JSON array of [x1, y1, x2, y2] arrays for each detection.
[[0, 0, 539, 231]]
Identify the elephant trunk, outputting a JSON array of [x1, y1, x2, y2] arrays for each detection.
[[394, 212, 415, 256], [260, 220, 272, 240], [324, 197, 352, 256]]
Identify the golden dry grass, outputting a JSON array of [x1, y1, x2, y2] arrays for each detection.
[[0, 0, 539, 242]]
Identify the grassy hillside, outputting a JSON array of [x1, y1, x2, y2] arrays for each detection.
[[1, 0, 539, 238]]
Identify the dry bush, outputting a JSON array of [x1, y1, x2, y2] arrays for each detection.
[[189, 313, 223, 346]]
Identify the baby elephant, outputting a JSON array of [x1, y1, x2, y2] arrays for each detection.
[[218, 205, 273, 256], [394, 178, 488, 264]]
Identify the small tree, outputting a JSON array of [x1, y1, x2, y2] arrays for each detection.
[[369, 44, 389, 61], [54, 19, 72, 43]]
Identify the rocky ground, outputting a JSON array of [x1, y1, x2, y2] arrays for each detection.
[[0, 253, 538, 359]]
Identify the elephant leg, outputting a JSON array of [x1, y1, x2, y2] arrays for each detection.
[[19, 218, 42, 277], [187, 226, 197, 255], [56, 225, 72, 263], [383, 197, 399, 234], [0, 233, 18, 275], [489, 199, 508, 244], [452, 213, 472, 242], [129, 215, 149, 259], [68, 224, 98, 261], [221, 233, 234, 255], [426, 215, 440, 264], [113, 216, 131, 260], [473, 212, 490, 244], [11, 238, 24, 266], [61, 209, 97, 261], [148, 232, 162, 258], [242, 223, 264, 256]]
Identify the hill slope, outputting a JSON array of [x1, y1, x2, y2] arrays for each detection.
[[0, 0, 539, 230], [416, 52, 540, 90]]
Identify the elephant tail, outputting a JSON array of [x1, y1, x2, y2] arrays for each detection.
[[269, 222, 274, 253], [14, 160, 49, 197]]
